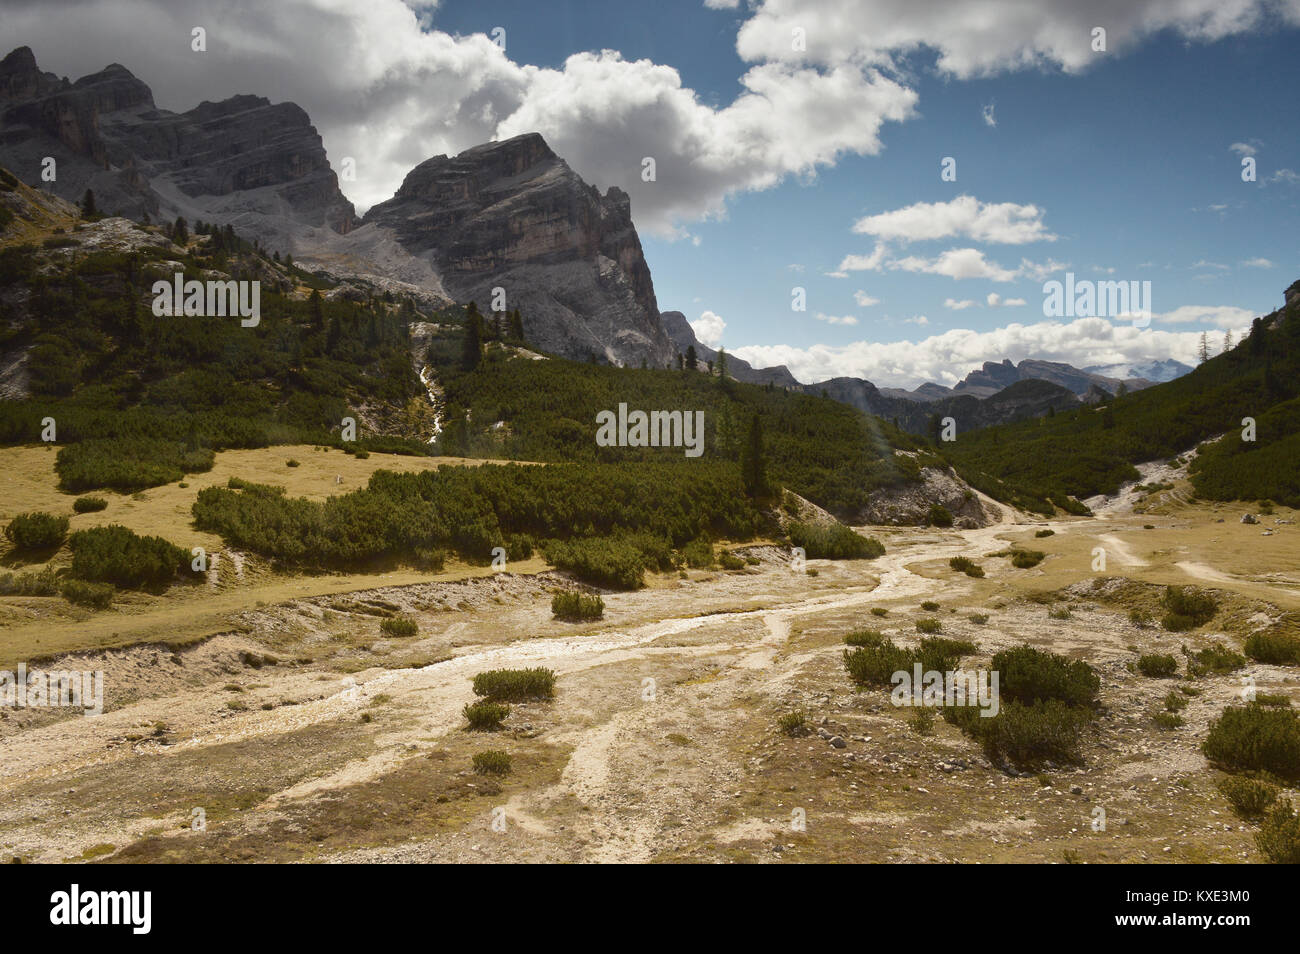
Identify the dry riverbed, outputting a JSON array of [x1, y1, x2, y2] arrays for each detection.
[[1, 493, 1297, 864]]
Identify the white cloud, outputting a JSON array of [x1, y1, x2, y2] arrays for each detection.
[[692, 310, 727, 346], [944, 298, 977, 310], [705, 0, 742, 8], [853, 290, 880, 306], [828, 242, 888, 276], [1151, 305, 1256, 328], [733, 0, 1299, 77], [1267, 168, 1300, 185], [815, 313, 859, 325], [1229, 141, 1257, 156], [981, 102, 997, 127], [1241, 257, 1274, 268], [732, 315, 1254, 389], [2, 0, 919, 238], [888, 247, 1020, 281], [907, 315, 930, 326], [852, 195, 1054, 245]]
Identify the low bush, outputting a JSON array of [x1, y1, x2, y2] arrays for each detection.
[[72, 496, 109, 514], [920, 600, 940, 611], [551, 590, 604, 621], [948, 555, 985, 577], [4, 512, 69, 551], [1010, 549, 1045, 569], [843, 639, 914, 687], [1203, 706, 1300, 780], [1153, 711, 1184, 730], [945, 699, 1089, 768], [463, 700, 510, 731], [787, 520, 884, 559], [61, 579, 114, 610], [1256, 799, 1300, 863], [0, 567, 59, 596], [68, 524, 192, 590], [1218, 775, 1279, 819], [927, 504, 954, 528], [777, 711, 807, 736], [1034, 528, 1055, 538], [992, 645, 1100, 708], [472, 667, 556, 702], [380, 616, 418, 637], [1137, 653, 1178, 677], [1186, 642, 1247, 676], [915, 617, 942, 634], [472, 750, 512, 775], [1244, 631, 1300, 666], [844, 629, 885, 647], [1161, 585, 1217, 631]]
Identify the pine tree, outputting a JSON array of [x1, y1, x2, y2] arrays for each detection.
[[172, 216, 188, 245], [1198, 331, 1209, 364], [716, 347, 728, 381], [740, 414, 769, 497], [80, 189, 97, 218], [1223, 329, 1233, 353], [308, 289, 325, 330], [462, 302, 484, 370], [509, 309, 526, 343], [685, 345, 697, 370]]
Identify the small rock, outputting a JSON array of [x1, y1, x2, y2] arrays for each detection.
[[1241, 513, 1258, 524], [1070, 785, 1083, 795], [829, 736, 846, 748]]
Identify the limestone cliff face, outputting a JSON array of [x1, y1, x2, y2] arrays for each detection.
[[0, 47, 354, 240], [364, 133, 673, 368]]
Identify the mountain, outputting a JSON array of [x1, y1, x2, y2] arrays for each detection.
[[942, 281, 1300, 514], [1085, 358, 1194, 383], [950, 358, 1151, 399], [0, 48, 672, 369], [0, 47, 354, 249], [659, 309, 799, 387], [361, 134, 672, 369]]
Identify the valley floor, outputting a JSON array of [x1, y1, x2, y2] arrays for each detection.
[[1, 464, 1298, 864]]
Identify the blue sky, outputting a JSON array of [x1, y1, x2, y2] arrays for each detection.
[[11, 0, 1299, 387]]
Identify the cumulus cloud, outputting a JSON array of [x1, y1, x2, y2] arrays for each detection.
[[815, 313, 859, 325], [1229, 141, 1257, 156], [1241, 257, 1274, 268], [944, 298, 977, 310], [987, 292, 1027, 306], [888, 248, 1021, 281], [2, 0, 918, 237], [733, 0, 1299, 77], [691, 310, 727, 347], [1151, 305, 1256, 328], [853, 290, 881, 306], [827, 242, 888, 276], [981, 102, 997, 127], [732, 315, 1254, 389], [852, 195, 1054, 245]]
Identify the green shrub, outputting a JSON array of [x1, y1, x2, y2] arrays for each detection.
[[551, 590, 604, 621], [909, 708, 936, 735], [927, 504, 954, 528], [1245, 631, 1300, 666], [1203, 706, 1300, 780], [1218, 775, 1279, 819], [0, 567, 59, 596], [1163, 690, 1188, 712], [1034, 528, 1055, 538], [4, 512, 69, 551], [787, 520, 884, 559], [72, 496, 109, 514], [680, 536, 714, 568], [380, 616, 418, 637], [844, 629, 885, 647], [870, 607, 888, 617], [1186, 642, 1247, 676], [1254, 693, 1291, 707], [1010, 549, 1045, 569], [945, 699, 1089, 768], [992, 645, 1100, 708], [915, 636, 978, 672], [777, 711, 807, 736], [843, 640, 913, 687], [718, 550, 745, 571], [1137, 653, 1178, 678], [463, 700, 510, 731], [56, 439, 215, 492], [920, 600, 940, 611], [969, 613, 990, 624], [1256, 799, 1300, 863], [1129, 609, 1153, 628], [545, 536, 647, 589], [1161, 586, 1217, 631], [68, 524, 192, 590], [1153, 711, 1184, 729], [472, 750, 512, 775], [1048, 607, 1072, 620], [915, 617, 942, 634], [948, 555, 985, 577], [60, 579, 114, 610], [472, 667, 556, 702]]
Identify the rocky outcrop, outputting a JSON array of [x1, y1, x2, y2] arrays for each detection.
[[857, 463, 1001, 528], [659, 309, 800, 386], [362, 134, 673, 369], [0, 46, 354, 245], [952, 358, 1147, 399]]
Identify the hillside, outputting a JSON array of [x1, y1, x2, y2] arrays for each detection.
[[942, 282, 1300, 514]]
